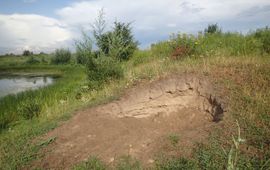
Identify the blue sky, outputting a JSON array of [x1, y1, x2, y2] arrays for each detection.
[[0, 0, 70, 17], [0, 0, 270, 54]]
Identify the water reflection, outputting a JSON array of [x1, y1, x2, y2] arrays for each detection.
[[0, 76, 54, 98]]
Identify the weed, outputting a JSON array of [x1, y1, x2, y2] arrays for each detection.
[[156, 157, 198, 170], [116, 156, 142, 170], [168, 134, 180, 147], [225, 121, 245, 170], [18, 100, 42, 120], [73, 157, 106, 170], [38, 136, 57, 147]]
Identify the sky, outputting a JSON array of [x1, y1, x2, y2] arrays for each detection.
[[0, 0, 269, 54]]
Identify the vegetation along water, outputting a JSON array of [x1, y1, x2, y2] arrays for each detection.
[[0, 13, 269, 170]]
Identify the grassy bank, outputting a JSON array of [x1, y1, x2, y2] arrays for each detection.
[[1, 28, 270, 169]]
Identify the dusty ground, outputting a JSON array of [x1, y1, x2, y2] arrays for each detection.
[[33, 75, 224, 169]]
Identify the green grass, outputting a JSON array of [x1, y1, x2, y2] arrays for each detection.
[[0, 28, 270, 169], [73, 157, 107, 170]]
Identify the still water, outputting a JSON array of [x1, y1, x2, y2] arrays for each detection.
[[0, 76, 54, 98]]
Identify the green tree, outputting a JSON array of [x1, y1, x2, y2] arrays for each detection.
[[75, 31, 93, 65], [92, 10, 138, 60], [22, 50, 33, 56], [52, 48, 71, 64], [204, 23, 221, 34]]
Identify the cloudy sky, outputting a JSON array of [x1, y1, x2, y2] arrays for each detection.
[[0, 0, 269, 54]]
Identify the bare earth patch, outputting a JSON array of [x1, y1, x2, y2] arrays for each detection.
[[33, 75, 224, 169]]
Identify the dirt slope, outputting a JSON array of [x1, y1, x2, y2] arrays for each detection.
[[33, 75, 224, 169]]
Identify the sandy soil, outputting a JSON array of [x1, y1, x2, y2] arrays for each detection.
[[33, 75, 224, 169]]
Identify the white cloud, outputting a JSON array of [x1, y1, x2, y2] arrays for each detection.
[[0, 14, 72, 54], [56, 0, 270, 46], [0, 0, 270, 54]]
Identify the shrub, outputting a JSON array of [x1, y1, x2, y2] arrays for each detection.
[[22, 50, 33, 56], [26, 56, 40, 64], [86, 55, 123, 89], [52, 48, 71, 64], [204, 23, 221, 34], [75, 32, 92, 65], [150, 41, 173, 58], [93, 11, 138, 60], [170, 33, 199, 58], [253, 27, 270, 54], [107, 22, 138, 60]]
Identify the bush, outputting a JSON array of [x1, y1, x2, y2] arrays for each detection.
[[75, 32, 92, 65], [150, 41, 173, 58], [52, 48, 71, 64], [170, 33, 199, 58], [86, 55, 123, 89], [26, 56, 40, 64], [22, 50, 33, 56], [94, 20, 138, 60], [204, 23, 221, 34], [253, 27, 270, 54]]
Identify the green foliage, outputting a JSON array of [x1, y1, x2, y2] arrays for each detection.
[[204, 23, 221, 34], [196, 143, 226, 169], [156, 157, 198, 170], [150, 41, 173, 58], [170, 33, 199, 57], [52, 48, 71, 64], [168, 134, 180, 147], [0, 66, 87, 169], [18, 100, 42, 119], [22, 50, 33, 56], [86, 55, 123, 89], [226, 122, 245, 170], [73, 157, 106, 170], [253, 27, 270, 54], [77, 10, 135, 88], [95, 22, 138, 60], [75, 31, 93, 65], [108, 22, 138, 60], [26, 56, 40, 65], [131, 50, 152, 66], [116, 156, 142, 170], [92, 10, 137, 60]]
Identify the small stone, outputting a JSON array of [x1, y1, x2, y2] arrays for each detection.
[[109, 157, 115, 163], [148, 159, 154, 164]]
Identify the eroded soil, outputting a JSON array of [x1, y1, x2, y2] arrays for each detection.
[[33, 75, 224, 169]]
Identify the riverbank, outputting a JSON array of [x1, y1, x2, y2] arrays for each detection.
[[1, 29, 270, 169]]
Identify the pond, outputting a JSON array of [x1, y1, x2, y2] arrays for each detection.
[[0, 75, 55, 98]]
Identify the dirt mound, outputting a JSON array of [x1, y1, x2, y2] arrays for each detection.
[[33, 75, 224, 169]]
